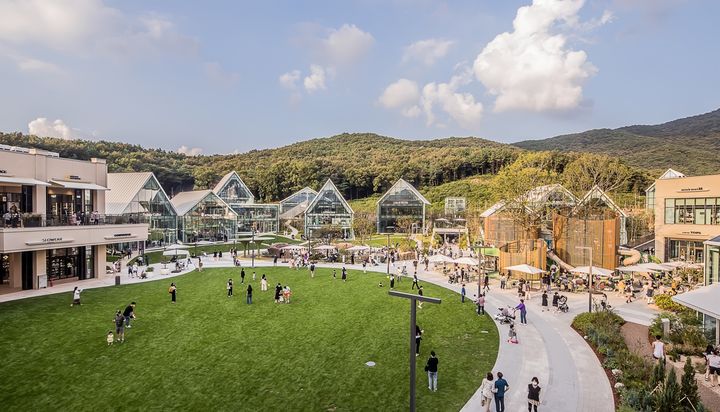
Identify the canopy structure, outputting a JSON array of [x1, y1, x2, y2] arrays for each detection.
[[50, 179, 108, 191], [314, 245, 337, 250], [637, 262, 674, 272], [0, 176, 50, 186], [663, 261, 704, 270], [616, 265, 658, 273], [428, 254, 454, 263], [346, 245, 370, 252], [570, 266, 614, 277], [163, 249, 190, 257], [454, 257, 480, 266], [672, 284, 720, 320], [505, 264, 545, 275]]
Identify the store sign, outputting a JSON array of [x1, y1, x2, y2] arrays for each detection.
[[66, 175, 82, 180], [104, 233, 137, 240], [26, 237, 74, 246], [681, 231, 703, 235], [679, 187, 707, 193], [0, 169, 7, 174]]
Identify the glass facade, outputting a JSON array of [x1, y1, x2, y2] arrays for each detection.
[[235, 204, 279, 233], [177, 193, 237, 243], [120, 176, 177, 246], [305, 181, 353, 238], [216, 174, 254, 205], [280, 188, 317, 216], [46, 188, 94, 225], [377, 181, 426, 233], [444, 197, 466, 215], [645, 186, 655, 211], [0, 254, 9, 286], [46, 246, 94, 281], [707, 243, 720, 285], [664, 198, 720, 225], [1, 185, 33, 217], [666, 239, 704, 263]]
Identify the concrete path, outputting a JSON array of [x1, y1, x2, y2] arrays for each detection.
[[0, 257, 621, 412]]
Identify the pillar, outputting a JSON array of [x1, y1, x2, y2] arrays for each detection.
[[95, 244, 108, 279], [8, 252, 22, 289], [33, 249, 46, 289]]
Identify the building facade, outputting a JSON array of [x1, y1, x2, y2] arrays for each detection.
[[0, 145, 148, 291], [213, 171, 279, 234], [171, 190, 237, 243], [376, 178, 429, 234], [304, 179, 354, 239]]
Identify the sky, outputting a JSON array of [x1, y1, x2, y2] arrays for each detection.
[[0, 0, 718, 156]]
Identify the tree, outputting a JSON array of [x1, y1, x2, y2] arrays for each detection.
[[561, 153, 633, 195], [394, 215, 415, 239], [654, 367, 681, 412], [352, 213, 375, 244], [680, 357, 701, 410]]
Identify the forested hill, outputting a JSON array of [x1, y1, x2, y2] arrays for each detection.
[[513, 108, 720, 176], [0, 132, 519, 201]]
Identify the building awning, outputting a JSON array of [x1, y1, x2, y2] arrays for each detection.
[[0, 176, 50, 186], [672, 284, 720, 320], [705, 236, 720, 247], [50, 180, 108, 191]]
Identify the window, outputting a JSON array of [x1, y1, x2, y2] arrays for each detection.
[[663, 197, 720, 225]]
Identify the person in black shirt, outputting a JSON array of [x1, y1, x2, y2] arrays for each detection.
[[541, 291, 548, 312], [123, 302, 136, 328], [552, 292, 560, 312], [114, 310, 125, 343], [341, 267, 347, 282], [415, 325, 423, 356], [227, 278, 233, 297], [240, 268, 246, 284], [274, 283, 282, 303], [246, 284, 253, 304], [527, 377, 541, 412], [425, 351, 439, 392], [310, 263, 315, 278], [412, 274, 420, 290]]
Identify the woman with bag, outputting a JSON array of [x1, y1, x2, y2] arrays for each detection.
[[169, 283, 177, 303], [479, 372, 494, 411]]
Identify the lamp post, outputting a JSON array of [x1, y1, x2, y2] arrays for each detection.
[[250, 230, 256, 268], [389, 290, 441, 412], [386, 226, 395, 275], [576, 246, 593, 312], [473, 243, 485, 298]]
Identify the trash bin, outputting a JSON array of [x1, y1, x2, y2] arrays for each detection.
[[38, 274, 48, 288], [115, 275, 121, 286]]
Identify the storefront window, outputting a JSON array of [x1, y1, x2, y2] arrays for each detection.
[[46, 247, 94, 281], [668, 239, 704, 263], [0, 254, 9, 285], [664, 197, 720, 225]]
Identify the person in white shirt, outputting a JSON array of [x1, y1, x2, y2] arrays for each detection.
[[651, 335, 665, 362], [708, 349, 720, 387], [71, 287, 83, 306]]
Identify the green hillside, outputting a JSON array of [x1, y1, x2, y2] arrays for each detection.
[[513, 108, 720, 176]]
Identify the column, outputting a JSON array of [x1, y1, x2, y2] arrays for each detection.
[[33, 249, 46, 289], [95, 245, 108, 279], [8, 252, 22, 289]]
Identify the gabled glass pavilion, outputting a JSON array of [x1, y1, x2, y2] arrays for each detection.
[[376, 178, 430, 234], [304, 179, 353, 239], [213, 171, 279, 234], [171, 190, 237, 243], [280, 187, 318, 219]]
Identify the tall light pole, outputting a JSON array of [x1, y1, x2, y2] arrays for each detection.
[[389, 290, 441, 412], [250, 230, 256, 268], [386, 226, 395, 275], [576, 246, 593, 312]]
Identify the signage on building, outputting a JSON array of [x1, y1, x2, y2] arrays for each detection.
[[26, 238, 74, 246], [0, 169, 7, 174], [678, 187, 708, 193], [66, 175, 82, 180], [104, 234, 137, 240], [681, 231, 703, 235]]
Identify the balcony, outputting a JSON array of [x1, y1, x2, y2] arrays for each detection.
[[2, 213, 151, 229]]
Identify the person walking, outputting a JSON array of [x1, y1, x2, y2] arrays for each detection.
[[412, 273, 420, 290], [541, 291, 548, 312], [418, 286, 424, 309], [310, 263, 315, 278], [274, 283, 282, 303], [240, 268, 246, 284], [483, 273, 490, 293], [494, 372, 509, 412], [169, 283, 177, 303], [261, 274, 268, 291], [332, 269, 337, 280], [341, 266, 347, 282], [508, 324, 518, 344], [527, 377, 541, 412], [246, 284, 253, 304], [114, 310, 125, 343], [227, 278, 233, 297], [252, 271, 256, 281], [415, 325, 423, 356], [362, 260, 367, 273], [479, 372, 494, 412], [71, 286, 83, 306], [390, 274, 395, 289], [708, 349, 720, 387], [461, 284, 466, 303], [123, 302, 136, 328], [425, 351, 439, 392], [652, 335, 665, 363], [552, 292, 560, 312], [516, 299, 527, 324], [500, 272, 507, 290], [476, 294, 485, 315]]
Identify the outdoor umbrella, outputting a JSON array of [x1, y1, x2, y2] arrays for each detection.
[[314, 245, 337, 250], [636, 262, 674, 272], [428, 254, 454, 263], [346, 245, 370, 252], [454, 257, 480, 266], [164, 244, 190, 250], [616, 265, 659, 274], [505, 264, 545, 275], [570, 266, 614, 277], [281, 245, 308, 250], [163, 249, 189, 257]]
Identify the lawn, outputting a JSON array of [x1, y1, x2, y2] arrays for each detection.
[[355, 234, 417, 250], [0, 267, 498, 411]]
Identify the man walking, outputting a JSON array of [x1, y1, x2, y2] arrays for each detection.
[[412, 273, 420, 290], [461, 284, 466, 303], [494, 372, 509, 412], [240, 268, 246, 284], [227, 278, 233, 297], [415, 325, 423, 356], [310, 263, 315, 278], [425, 351, 439, 392], [123, 302, 136, 328], [483, 273, 490, 293], [418, 286, 424, 309]]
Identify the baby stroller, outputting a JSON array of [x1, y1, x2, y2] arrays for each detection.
[[557, 295, 569, 313], [494, 306, 516, 325]]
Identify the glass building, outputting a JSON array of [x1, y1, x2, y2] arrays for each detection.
[[376, 178, 430, 234], [213, 171, 279, 234], [171, 190, 237, 243], [280, 187, 317, 218], [106, 172, 178, 246], [305, 179, 354, 238], [445, 197, 466, 216]]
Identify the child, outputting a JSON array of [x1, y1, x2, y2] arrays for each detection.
[[252, 271, 256, 281], [106, 331, 114, 346], [227, 278, 233, 297], [508, 324, 518, 344]]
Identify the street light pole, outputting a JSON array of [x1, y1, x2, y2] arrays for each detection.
[[576, 246, 593, 312], [389, 290, 441, 412], [251, 230, 256, 268]]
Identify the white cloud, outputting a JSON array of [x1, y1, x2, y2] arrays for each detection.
[[402, 38, 454, 66], [378, 79, 420, 111], [28, 117, 78, 140], [279, 70, 301, 89], [322, 24, 374, 66], [203, 62, 240, 86], [176, 145, 203, 156], [303, 65, 327, 93], [379, 69, 483, 127], [473, 0, 598, 112]]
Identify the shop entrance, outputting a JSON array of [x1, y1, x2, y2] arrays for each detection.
[[21, 252, 33, 290], [46, 247, 94, 281]]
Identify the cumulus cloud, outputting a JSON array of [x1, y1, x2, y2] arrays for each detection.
[[322, 24, 374, 66], [279, 70, 301, 89], [402, 38, 454, 66], [203, 61, 240, 86], [303, 65, 327, 93], [176, 145, 203, 156], [379, 69, 483, 127], [473, 0, 598, 112], [28, 117, 79, 140]]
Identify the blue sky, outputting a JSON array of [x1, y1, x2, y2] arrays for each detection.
[[0, 0, 717, 155]]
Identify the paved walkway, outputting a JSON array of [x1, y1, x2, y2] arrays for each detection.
[[0, 256, 631, 412]]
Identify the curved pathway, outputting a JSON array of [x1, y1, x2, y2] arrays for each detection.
[[0, 256, 615, 412]]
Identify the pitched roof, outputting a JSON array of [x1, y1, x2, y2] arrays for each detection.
[[480, 184, 576, 218], [279, 187, 318, 204], [306, 179, 354, 214], [170, 190, 238, 217], [212, 171, 255, 202], [646, 168, 687, 191], [376, 178, 430, 205], [573, 185, 627, 217], [106, 172, 177, 216]]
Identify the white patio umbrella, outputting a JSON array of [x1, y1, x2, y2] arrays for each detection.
[[163, 249, 189, 257], [314, 245, 337, 250], [637, 262, 674, 272], [570, 266, 614, 277], [454, 257, 480, 266], [616, 265, 659, 273], [346, 245, 370, 252], [428, 254, 454, 263], [505, 264, 545, 274]]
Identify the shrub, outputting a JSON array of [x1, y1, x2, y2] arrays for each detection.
[[654, 294, 688, 312], [146, 267, 154, 273], [681, 357, 700, 410]]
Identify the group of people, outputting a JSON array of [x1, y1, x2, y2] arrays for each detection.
[[108, 302, 136, 344], [479, 372, 541, 412]]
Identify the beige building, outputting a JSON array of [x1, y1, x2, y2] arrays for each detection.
[[0, 145, 148, 292]]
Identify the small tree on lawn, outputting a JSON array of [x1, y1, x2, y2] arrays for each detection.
[[680, 357, 701, 410]]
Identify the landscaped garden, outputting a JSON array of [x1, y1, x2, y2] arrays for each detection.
[[0, 267, 498, 411]]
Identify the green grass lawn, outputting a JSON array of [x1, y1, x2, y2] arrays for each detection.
[[0, 267, 498, 411], [355, 234, 417, 249]]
